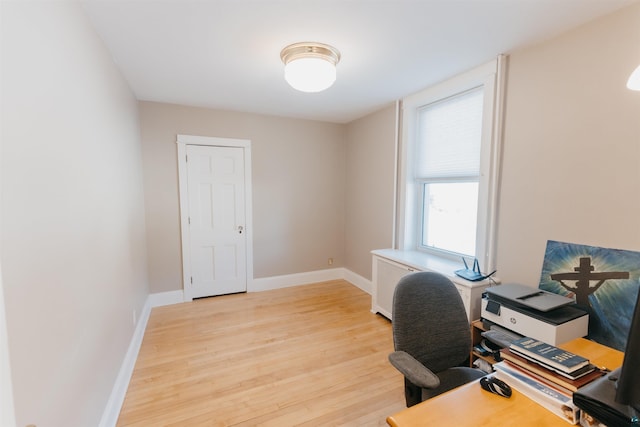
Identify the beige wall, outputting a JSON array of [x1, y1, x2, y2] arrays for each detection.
[[139, 102, 346, 293], [341, 2, 640, 286], [344, 104, 398, 279], [1, 3, 149, 426], [139, 100, 400, 292], [496, 3, 640, 284]]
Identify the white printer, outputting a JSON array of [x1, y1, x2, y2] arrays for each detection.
[[481, 283, 589, 345]]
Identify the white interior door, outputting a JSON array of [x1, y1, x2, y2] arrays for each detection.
[[186, 144, 247, 298]]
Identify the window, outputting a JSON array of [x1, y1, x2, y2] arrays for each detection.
[[398, 58, 504, 272], [417, 87, 483, 256]]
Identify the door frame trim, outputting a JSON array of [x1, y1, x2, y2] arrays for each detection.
[[176, 134, 254, 301]]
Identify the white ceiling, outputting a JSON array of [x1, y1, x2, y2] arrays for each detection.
[[83, 0, 637, 124]]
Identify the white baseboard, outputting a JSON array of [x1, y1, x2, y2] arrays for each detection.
[[98, 289, 184, 427], [250, 267, 346, 292], [99, 297, 152, 427], [100, 269, 370, 426], [149, 289, 185, 306], [342, 269, 372, 294]]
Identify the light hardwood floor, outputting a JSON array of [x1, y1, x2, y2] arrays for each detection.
[[117, 280, 406, 426]]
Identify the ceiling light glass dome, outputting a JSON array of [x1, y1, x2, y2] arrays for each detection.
[[280, 42, 341, 93]]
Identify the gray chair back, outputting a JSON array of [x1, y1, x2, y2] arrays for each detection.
[[392, 271, 471, 374]]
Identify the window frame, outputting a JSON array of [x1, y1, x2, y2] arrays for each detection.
[[396, 58, 504, 273]]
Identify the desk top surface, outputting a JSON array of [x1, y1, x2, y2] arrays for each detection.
[[386, 338, 624, 427]]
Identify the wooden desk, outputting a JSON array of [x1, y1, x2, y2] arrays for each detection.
[[387, 338, 623, 427]]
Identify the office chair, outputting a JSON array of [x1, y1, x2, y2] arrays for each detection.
[[388, 271, 486, 407]]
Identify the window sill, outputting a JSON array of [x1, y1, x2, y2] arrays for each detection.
[[371, 248, 494, 289]]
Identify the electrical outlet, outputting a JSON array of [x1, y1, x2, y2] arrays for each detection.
[[328, 258, 334, 266]]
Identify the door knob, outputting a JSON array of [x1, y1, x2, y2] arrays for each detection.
[[238, 225, 244, 234]]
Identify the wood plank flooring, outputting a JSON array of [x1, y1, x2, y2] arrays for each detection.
[[117, 280, 406, 426]]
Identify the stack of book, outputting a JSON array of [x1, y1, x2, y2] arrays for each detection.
[[495, 337, 605, 425]]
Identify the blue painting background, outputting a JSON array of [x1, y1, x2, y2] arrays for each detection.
[[538, 240, 640, 351]]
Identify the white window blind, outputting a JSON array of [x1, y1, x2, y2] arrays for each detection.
[[415, 87, 484, 180]]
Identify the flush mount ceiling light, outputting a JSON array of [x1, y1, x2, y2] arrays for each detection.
[[280, 42, 341, 93], [627, 64, 640, 91]]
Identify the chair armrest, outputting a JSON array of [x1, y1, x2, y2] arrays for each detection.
[[388, 351, 440, 389]]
